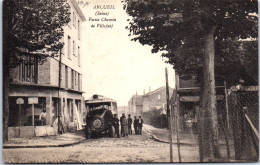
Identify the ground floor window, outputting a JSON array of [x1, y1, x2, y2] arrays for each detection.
[[9, 97, 46, 127], [51, 98, 59, 125], [67, 99, 74, 122], [75, 100, 81, 113]]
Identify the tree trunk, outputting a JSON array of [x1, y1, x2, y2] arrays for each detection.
[[3, 1, 10, 142], [3, 67, 10, 142], [199, 26, 221, 161]]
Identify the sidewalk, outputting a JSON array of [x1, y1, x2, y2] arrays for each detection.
[[3, 132, 85, 148], [143, 124, 198, 145], [143, 124, 233, 146]]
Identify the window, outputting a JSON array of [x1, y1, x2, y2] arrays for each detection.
[[19, 55, 38, 83], [78, 74, 81, 91], [75, 72, 77, 87], [78, 46, 80, 66], [52, 98, 59, 117], [68, 36, 71, 59], [75, 100, 81, 113], [158, 94, 161, 100], [9, 97, 46, 127], [71, 70, 74, 89], [73, 40, 75, 56], [73, 12, 76, 27], [73, 12, 75, 26], [65, 66, 68, 88], [78, 20, 80, 39], [67, 99, 73, 122], [68, 5, 72, 27]]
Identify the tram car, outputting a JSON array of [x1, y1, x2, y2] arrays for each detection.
[[85, 94, 118, 138]]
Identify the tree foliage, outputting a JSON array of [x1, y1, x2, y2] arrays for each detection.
[[124, 0, 258, 85], [4, 0, 70, 67]]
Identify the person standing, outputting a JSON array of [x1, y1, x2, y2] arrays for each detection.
[[127, 114, 133, 135], [39, 110, 46, 125], [120, 113, 128, 137], [138, 116, 143, 135], [133, 116, 138, 135], [112, 114, 120, 138], [120, 114, 124, 136]]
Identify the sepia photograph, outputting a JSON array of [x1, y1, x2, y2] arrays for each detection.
[[2, 0, 259, 163]]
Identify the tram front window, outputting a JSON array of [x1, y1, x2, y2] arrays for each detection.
[[87, 102, 111, 111]]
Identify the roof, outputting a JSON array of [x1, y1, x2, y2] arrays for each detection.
[[70, 0, 86, 21], [128, 95, 143, 105], [144, 86, 173, 96], [85, 95, 116, 104]]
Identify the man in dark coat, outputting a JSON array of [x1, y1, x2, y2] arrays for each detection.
[[137, 116, 144, 135], [127, 114, 133, 135], [112, 114, 120, 138], [133, 116, 138, 135], [120, 113, 128, 137]]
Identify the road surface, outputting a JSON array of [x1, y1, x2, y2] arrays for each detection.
[[3, 130, 199, 163]]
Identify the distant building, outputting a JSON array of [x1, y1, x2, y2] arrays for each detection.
[[142, 86, 173, 113], [127, 86, 172, 128], [117, 106, 129, 116], [128, 86, 173, 115], [128, 95, 143, 116], [8, 0, 86, 138]]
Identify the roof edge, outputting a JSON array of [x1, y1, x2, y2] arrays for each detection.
[[70, 0, 86, 21]]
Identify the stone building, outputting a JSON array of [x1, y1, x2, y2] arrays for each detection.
[[142, 86, 173, 113], [8, 0, 86, 138], [128, 95, 143, 116], [128, 87, 173, 127], [128, 87, 173, 115]]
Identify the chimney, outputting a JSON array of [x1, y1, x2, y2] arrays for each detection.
[[143, 89, 145, 95], [149, 86, 151, 93]]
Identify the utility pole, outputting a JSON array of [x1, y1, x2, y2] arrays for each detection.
[[165, 68, 173, 162], [135, 92, 137, 116], [175, 93, 182, 162], [58, 49, 62, 135], [224, 81, 230, 129]]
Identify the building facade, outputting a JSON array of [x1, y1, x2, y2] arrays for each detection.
[[142, 86, 173, 113], [117, 106, 129, 116], [128, 95, 143, 116], [127, 87, 172, 127], [8, 0, 86, 138], [128, 86, 173, 116]]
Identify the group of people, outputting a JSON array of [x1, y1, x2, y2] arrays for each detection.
[[112, 113, 143, 138]]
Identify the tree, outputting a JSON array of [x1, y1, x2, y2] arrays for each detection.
[[216, 39, 258, 87], [124, 0, 257, 161], [3, 0, 70, 142]]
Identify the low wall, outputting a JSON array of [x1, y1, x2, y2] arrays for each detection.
[[142, 110, 167, 128], [8, 126, 57, 138]]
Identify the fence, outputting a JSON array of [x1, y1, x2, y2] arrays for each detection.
[[142, 109, 167, 128], [171, 89, 258, 162]]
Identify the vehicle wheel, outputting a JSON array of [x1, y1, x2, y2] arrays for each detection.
[[109, 126, 115, 138], [85, 127, 91, 139]]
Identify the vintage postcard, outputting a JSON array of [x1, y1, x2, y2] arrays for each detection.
[[2, 0, 258, 163]]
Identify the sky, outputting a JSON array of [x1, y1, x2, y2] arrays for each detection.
[[79, 0, 175, 106]]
